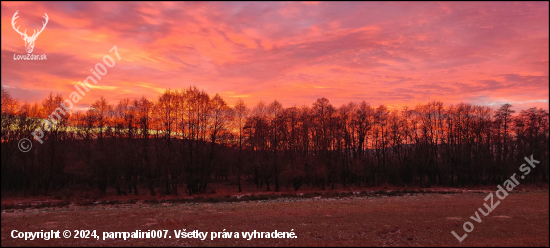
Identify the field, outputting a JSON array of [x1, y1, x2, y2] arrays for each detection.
[[1, 188, 548, 247]]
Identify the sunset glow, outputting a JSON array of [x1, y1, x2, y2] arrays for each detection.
[[1, 1, 548, 110]]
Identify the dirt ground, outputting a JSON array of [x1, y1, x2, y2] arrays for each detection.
[[1, 190, 548, 247]]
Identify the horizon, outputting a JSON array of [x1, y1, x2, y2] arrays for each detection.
[[1, 84, 547, 114]]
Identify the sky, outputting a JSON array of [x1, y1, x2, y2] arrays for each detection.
[[1, 1, 548, 111]]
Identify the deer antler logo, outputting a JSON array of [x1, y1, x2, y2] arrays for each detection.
[[11, 10, 49, 53]]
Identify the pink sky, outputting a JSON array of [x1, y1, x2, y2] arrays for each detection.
[[1, 1, 548, 111]]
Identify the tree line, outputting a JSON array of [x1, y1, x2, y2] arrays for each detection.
[[1, 85, 548, 196]]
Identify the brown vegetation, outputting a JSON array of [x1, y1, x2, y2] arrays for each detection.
[[2, 190, 548, 246]]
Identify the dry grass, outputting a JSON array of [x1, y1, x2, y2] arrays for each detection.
[[1, 190, 548, 246], [5, 182, 546, 211]]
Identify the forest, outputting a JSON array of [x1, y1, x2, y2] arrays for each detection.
[[1, 85, 548, 196]]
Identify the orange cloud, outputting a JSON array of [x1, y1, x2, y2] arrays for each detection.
[[1, 1, 548, 112]]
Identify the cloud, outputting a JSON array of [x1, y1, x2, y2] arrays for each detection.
[[1, 1, 548, 111]]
